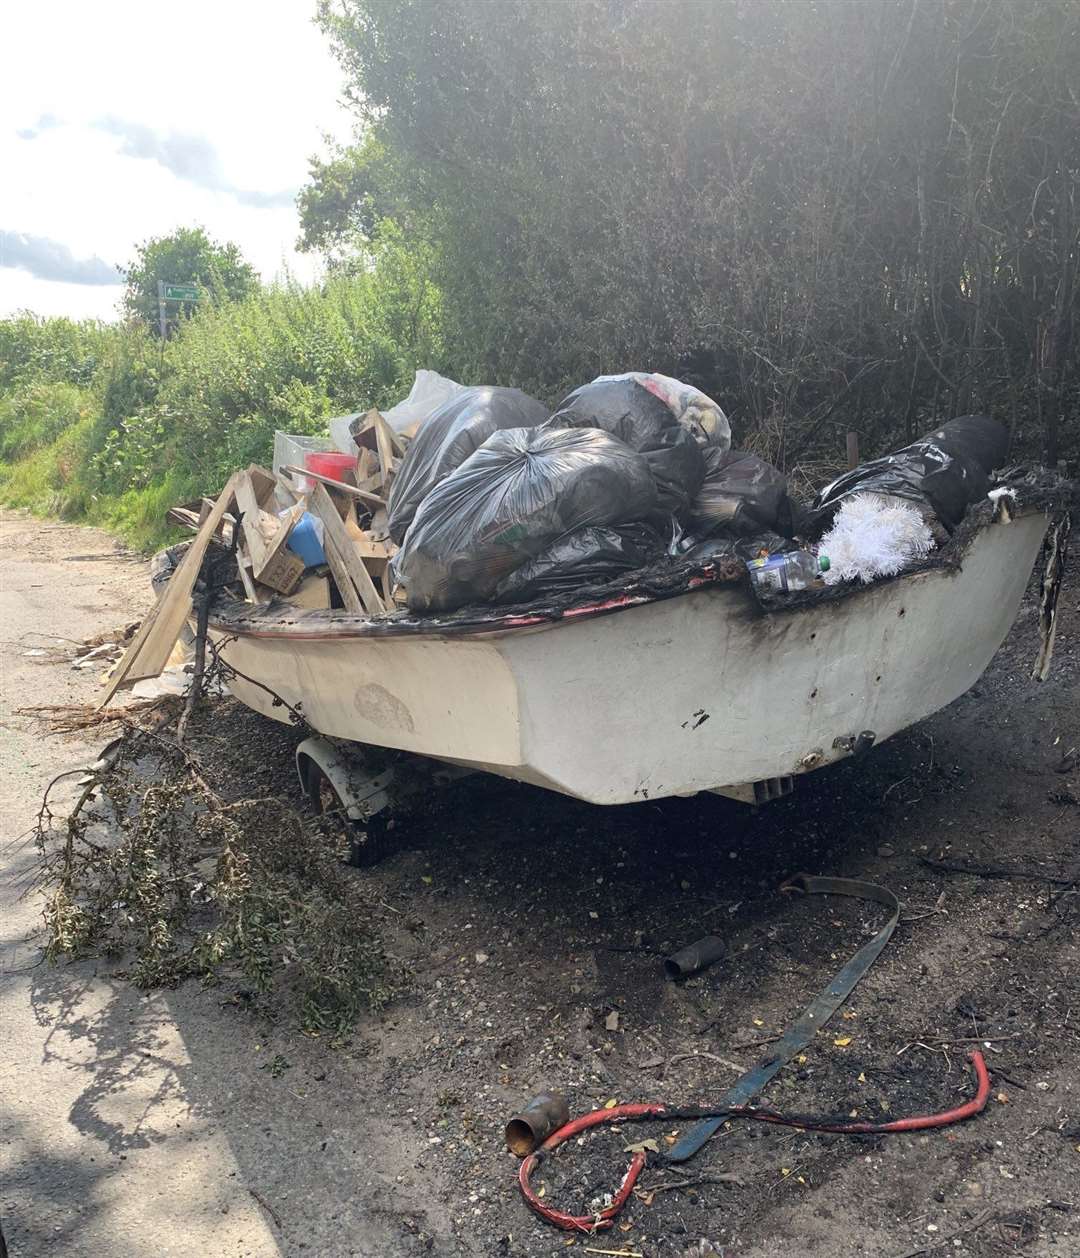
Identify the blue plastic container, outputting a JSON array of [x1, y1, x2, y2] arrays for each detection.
[[286, 513, 326, 568]]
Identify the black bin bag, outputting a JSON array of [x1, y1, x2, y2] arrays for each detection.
[[492, 522, 665, 604], [546, 375, 707, 518], [691, 448, 797, 538], [813, 415, 1008, 531], [393, 427, 657, 614], [386, 386, 548, 543]]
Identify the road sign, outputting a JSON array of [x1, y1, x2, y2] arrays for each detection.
[[163, 283, 200, 302]]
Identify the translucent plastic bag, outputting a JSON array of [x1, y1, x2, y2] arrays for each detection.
[[387, 386, 549, 544], [382, 369, 467, 434], [393, 427, 657, 613], [603, 372, 731, 449]]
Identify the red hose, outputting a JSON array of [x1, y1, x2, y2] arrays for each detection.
[[518, 1052, 990, 1233]]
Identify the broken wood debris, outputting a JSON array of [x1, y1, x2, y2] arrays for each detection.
[[105, 410, 410, 700], [281, 463, 386, 508], [100, 472, 241, 706], [308, 482, 385, 616], [234, 466, 305, 595]]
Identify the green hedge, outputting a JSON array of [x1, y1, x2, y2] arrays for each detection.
[[0, 227, 446, 550]]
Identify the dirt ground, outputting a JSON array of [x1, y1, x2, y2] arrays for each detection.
[[2, 511, 1078, 1258]]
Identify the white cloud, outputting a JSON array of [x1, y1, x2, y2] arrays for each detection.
[[0, 231, 121, 285], [0, 0, 355, 321], [0, 268, 123, 322]]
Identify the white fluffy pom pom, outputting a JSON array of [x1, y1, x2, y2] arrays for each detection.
[[820, 493, 935, 585]]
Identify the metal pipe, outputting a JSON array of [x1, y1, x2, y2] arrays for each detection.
[[663, 935, 725, 981], [505, 1092, 570, 1157]]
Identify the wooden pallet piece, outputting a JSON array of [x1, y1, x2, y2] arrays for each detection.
[[308, 483, 386, 616], [236, 555, 272, 605], [282, 464, 385, 508], [168, 502, 236, 546], [234, 468, 305, 595], [98, 473, 238, 707], [353, 409, 405, 488], [319, 530, 363, 613]]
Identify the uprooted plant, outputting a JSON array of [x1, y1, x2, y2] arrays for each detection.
[[33, 690, 398, 1036]]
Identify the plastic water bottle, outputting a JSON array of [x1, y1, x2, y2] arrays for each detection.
[[746, 549, 830, 594]]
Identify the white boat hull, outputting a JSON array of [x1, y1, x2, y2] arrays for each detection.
[[213, 511, 1048, 805]]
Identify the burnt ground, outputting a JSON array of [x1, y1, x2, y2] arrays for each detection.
[[3, 515, 1078, 1258]]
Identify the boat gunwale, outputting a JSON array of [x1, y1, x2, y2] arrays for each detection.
[[174, 474, 1070, 644]]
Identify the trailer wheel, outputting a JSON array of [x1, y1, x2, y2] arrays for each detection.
[[302, 759, 388, 867]]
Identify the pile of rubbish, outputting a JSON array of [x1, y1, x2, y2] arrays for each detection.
[[161, 370, 1010, 618]]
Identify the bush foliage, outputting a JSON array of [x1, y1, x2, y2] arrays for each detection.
[[312, 0, 1080, 465], [0, 227, 445, 548]]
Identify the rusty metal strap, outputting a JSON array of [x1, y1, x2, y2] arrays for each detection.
[[664, 873, 900, 1163]]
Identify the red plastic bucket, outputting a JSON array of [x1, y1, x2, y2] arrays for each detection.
[[305, 451, 356, 482]]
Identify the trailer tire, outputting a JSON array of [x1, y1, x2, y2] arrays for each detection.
[[302, 759, 388, 868]]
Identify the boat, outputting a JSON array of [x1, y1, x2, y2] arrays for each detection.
[[183, 477, 1064, 817]]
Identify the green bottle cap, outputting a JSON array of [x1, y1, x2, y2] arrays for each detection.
[[818, 554, 831, 572]]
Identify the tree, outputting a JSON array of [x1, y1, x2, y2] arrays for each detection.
[[298, 134, 409, 254], [307, 0, 1080, 464], [123, 227, 259, 336]]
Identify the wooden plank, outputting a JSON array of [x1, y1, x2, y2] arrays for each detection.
[[310, 483, 386, 616], [236, 553, 258, 602], [356, 446, 378, 482], [168, 503, 236, 546], [846, 431, 860, 469], [235, 468, 304, 594], [373, 412, 396, 490], [309, 483, 386, 615], [247, 464, 280, 504], [234, 471, 271, 569], [236, 554, 271, 605], [354, 408, 406, 469], [98, 473, 238, 706], [354, 531, 392, 561], [282, 464, 386, 508], [167, 506, 200, 529], [319, 530, 363, 613], [379, 411, 408, 458], [352, 409, 380, 452]]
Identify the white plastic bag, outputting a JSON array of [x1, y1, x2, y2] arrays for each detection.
[[327, 411, 365, 454], [383, 370, 467, 434], [327, 370, 467, 453]]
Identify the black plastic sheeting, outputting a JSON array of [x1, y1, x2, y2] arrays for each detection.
[[811, 415, 1008, 531], [386, 385, 548, 544], [546, 375, 708, 519], [677, 530, 796, 567], [392, 426, 658, 614], [493, 522, 666, 604]]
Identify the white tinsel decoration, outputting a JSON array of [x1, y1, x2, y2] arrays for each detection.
[[820, 492, 935, 585]]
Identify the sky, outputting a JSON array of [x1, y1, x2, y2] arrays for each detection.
[[0, 0, 354, 321]]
